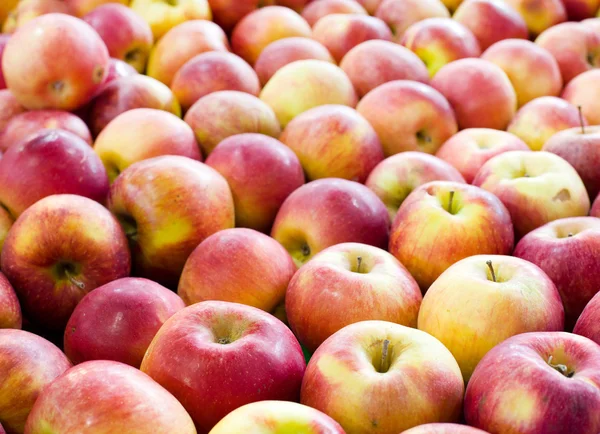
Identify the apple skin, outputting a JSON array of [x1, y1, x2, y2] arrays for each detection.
[[2, 0, 73, 34], [271, 178, 390, 267], [205, 134, 304, 233], [185, 91, 281, 156], [356, 0, 382, 14], [431, 58, 517, 130], [0, 208, 12, 264], [401, 18, 481, 78], [340, 40, 429, 99], [0, 35, 10, 90], [147, 20, 230, 87], [465, 332, 600, 434], [65, 0, 129, 17], [473, 151, 591, 239], [574, 291, 600, 345], [564, 0, 600, 19], [0, 90, 25, 133], [231, 6, 312, 66], [102, 58, 138, 88], [260, 60, 358, 128], [141, 301, 306, 433], [453, 0, 528, 52], [208, 0, 275, 33], [366, 152, 466, 222], [64, 278, 185, 368], [171, 51, 260, 113], [25, 360, 196, 434], [210, 401, 345, 434], [507, 97, 586, 152], [0, 130, 109, 218], [503, 0, 567, 37], [2, 14, 109, 111], [301, 320, 464, 433], [436, 129, 529, 184], [178, 228, 296, 314], [375, 0, 450, 43], [562, 69, 600, 126], [94, 108, 200, 182], [280, 105, 384, 183], [0, 330, 71, 434], [481, 39, 563, 108], [83, 4, 153, 74], [302, 0, 367, 27], [108, 155, 234, 289], [0, 272, 21, 329], [357, 80, 457, 157], [592, 194, 600, 216], [514, 217, 600, 330], [389, 181, 514, 291], [401, 424, 489, 434]]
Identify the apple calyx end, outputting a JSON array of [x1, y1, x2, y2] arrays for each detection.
[[486, 260, 496, 283]]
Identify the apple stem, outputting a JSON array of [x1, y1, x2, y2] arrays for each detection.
[[568, 233, 573, 237], [578, 105, 585, 135], [301, 243, 310, 257], [547, 355, 573, 377], [357, 256, 363, 273], [486, 260, 496, 283], [448, 190, 455, 214], [380, 339, 391, 372], [64, 269, 85, 290]]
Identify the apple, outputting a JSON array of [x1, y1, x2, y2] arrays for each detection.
[[431, 58, 517, 130], [0, 35, 10, 90], [340, 40, 429, 99], [564, 0, 600, 19], [481, 39, 563, 108], [592, 193, 600, 216], [375, 0, 450, 43], [205, 133, 304, 233], [2, 0, 73, 34], [0, 272, 21, 329], [94, 108, 200, 182], [141, 301, 306, 432], [280, 105, 384, 183], [301, 320, 464, 433], [574, 292, 600, 345], [130, 0, 212, 40], [231, 6, 312, 65], [25, 361, 196, 434], [276, 0, 311, 10], [502, 0, 567, 37], [473, 151, 591, 239], [402, 424, 489, 434], [271, 178, 389, 266], [356, 0, 383, 14], [108, 156, 234, 288], [582, 17, 600, 33], [0, 90, 24, 133], [210, 401, 345, 434], [2, 14, 109, 111], [102, 57, 138, 88], [147, 20, 230, 87], [208, 0, 276, 32], [453, 0, 528, 52], [64, 277, 185, 367], [356, 80, 457, 157], [562, 69, 600, 126], [260, 60, 358, 128], [312, 14, 392, 63], [0, 0, 18, 28], [0, 208, 12, 260], [65, 0, 129, 17], [401, 18, 481, 78], [184, 91, 281, 156], [0, 330, 71, 433], [507, 97, 586, 151], [302, 0, 367, 27], [171, 51, 260, 113], [83, 4, 153, 74], [465, 332, 600, 434]]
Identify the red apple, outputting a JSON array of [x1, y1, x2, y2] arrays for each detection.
[[0, 90, 25, 133], [0, 272, 21, 329], [65, 0, 129, 17], [357, 0, 383, 13], [574, 291, 600, 345], [375, 0, 450, 43], [103, 58, 138, 88], [592, 194, 600, 217], [0, 35, 9, 90], [562, 69, 600, 126], [402, 424, 489, 434], [208, 0, 276, 32], [0, 206, 12, 258], [2, 0, 73, 34], [302, 0, 367, 27], [141, 301, 306, 433], [564, 0, 600, 19], [276, 0, 311, 11], [503, 0, 566, 37]]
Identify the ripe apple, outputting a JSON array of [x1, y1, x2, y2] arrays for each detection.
[[276, 0, 311, 10], [205, 133, 304, 232], [0, 35, 9, 90], [431, 58, 517, 130], [418, 255, 564, 381], [94, 108, 200, 182], [271, 178, 390, 267], [357, 80, 457, 156], [25, 360, 196, 434], [340, 40, 429, 99], [130, 0, 212, 40], [574, 291, 600, 345], [0, 273, 21, 329], [0, 330, 71, 434], [481, 39, 563, 108], [208, 0, 275, 32], [2, 0, 73, 34], [184, 91, 281, 156], [0, 209, 12, 263], [593, 194, 600, 216], [171, 51, 260, 112], [108, 156, 234, 288], [302, 0, 367, 27], [473, 150, 591, 239], [562, 69, 600, 126], [402, 424, 489, 434], [0, 0, 18, 28], [301, 320, 464, 433], [103, 57, 138, 87], [503, 0, 566, 37], [375, 0, 450, 43], [64, 278, 185, 367], [401, 18, 481, 78], [564, 0, 600, 19], [356, 0, 383, 14], [0, 90, 24, 132], [2, 14, 109, 111], [83, 4, 153, 73], [280, 105, 384, 183], [141, 301, 306, 433], [65, 0, 129, 17], [465, 332, 600, 434]]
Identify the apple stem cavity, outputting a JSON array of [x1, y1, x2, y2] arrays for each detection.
[[51, 81, 65, 93], [578, 106, 585, 135], [64, 269, 85, 290], [486, 260, 496, 283], [547, 355, 574, 378], [357, 256, 363, 273], [379, 339, 391, 373], [301, 243, 310, 258]]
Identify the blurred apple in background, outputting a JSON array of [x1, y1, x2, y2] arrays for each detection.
[[0, 273, 21, 329], [562, 69, 600, 126], [0, 35, 9, 89], [0, 330, 71, 433], [465, 332, 600, 434], [102, 58, 138, 88], [65, 0, 129, 17], [431, 58, 517, 130], [0, 0, 18, 28], [436, 129, 529, 183], [301, 320, 464, 433], [208, 0, 275, 32], [2, 0, 73, 33], [375, 0, 450, 43], [64, 278, 184, 367], [0, 90, 24, 133], [402, 424, 489, 434], [357, 0, 383, 14], [141, 301, 306, 433], [130, 0, 212, 40], [0, 209, 12, 259], [503, 0, 566, 37], [418, 255, 564, 381], [276, 0, 311, 11], [574, 291, 600, 345], [206, 134, 304, 232], [592, 194, 600, 216], [357, 80, 457, 156], [2, 14, 109, 111], [302, 0, 367, 27], [401, 18, 481, 78], [481, 40, 562, 108], [564, 0, 600, 19], [185, 91, 281, 156], [473, 151, 590, 239]]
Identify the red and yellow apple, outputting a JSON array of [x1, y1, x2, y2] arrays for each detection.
[[402, 424, 489, 434], [503, 0, 566, 37], [2, 0, 73, 34], [0, 273, 21, 329], [0, 90, 24, 133], [65, 0, 129, 17], [562, 69, 600, 126], [375, 0, 450, 43], [302, 0, 367, 27], [574, 291, 600, 345], [208, 0, 275, 32], [564, 0, 600, 19], [130, 0, 212, 40]]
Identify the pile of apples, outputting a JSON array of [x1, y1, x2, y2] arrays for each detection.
[[2, 0, 600, 432]]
